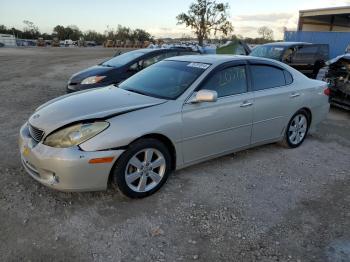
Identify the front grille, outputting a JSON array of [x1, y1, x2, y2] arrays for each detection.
[[29, 124, 45, 142]]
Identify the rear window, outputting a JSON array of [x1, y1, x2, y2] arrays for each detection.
[[249, 45, 285, 60], [101, 50, 145, 67]]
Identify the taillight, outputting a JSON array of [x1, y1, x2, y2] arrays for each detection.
[[324, 87, 331, 96]]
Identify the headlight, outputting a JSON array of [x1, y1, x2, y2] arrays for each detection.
[[44, 121, 109, 148], [81, 76, 106, 85]]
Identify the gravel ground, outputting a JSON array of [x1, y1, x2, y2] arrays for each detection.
[[0, 47, 349, 262]]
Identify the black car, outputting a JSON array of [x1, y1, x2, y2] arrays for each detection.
[[249, 42, 329, 78], [67, 48, 199, 93]]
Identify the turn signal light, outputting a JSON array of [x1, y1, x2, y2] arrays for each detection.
[[324, 87, 331, 96], [88, 157, 114, 164]]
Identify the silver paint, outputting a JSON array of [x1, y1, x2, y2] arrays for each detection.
[[19, 55, 330, 191]]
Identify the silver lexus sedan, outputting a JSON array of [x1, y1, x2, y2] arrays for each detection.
[[19, 55, 330, 198]]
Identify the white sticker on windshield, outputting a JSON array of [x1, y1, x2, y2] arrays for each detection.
[[187, 62, 210, 69]]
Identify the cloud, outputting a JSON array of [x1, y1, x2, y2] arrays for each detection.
[[232, 12, 297, 39], [147, 25, 194, 38], [232, 1, 350, 39], [149, 1, 350, 39], [235, 13, 293, 22]]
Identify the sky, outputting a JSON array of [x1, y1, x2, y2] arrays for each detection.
[[1, 0, 350, 39]]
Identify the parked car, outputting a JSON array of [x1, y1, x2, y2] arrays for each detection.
[[317, 54, 350, 110], [216, 39, 251, 55], [249, 42, 329, 78], [67, 48, 199, 93], [20, 55, 330, 198]]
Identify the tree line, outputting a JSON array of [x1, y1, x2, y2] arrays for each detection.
[[0, 21, 153, 45]]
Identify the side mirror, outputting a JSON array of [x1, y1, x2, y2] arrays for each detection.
[[189, 89, 218, 103]]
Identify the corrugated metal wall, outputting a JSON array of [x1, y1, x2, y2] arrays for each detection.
[[284, 31, 350, 59]]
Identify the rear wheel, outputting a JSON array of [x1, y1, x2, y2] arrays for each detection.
[[282, 110, 310, 148], [112, 138, 172, 198]]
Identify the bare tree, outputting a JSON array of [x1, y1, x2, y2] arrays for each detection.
[[23, 20, 40, 38], [257, 26, 274, 41], [176, 0, 233, 46]]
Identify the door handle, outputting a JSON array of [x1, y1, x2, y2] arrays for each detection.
[[240, 101, 253, 108], [290, 92, 300, 98]]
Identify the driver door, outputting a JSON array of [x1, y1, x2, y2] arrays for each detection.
[[181, 63, 254, 164]]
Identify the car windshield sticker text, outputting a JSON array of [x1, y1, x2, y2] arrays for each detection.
[[187, 62, 210, 69]]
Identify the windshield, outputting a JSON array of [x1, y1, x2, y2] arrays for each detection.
[[101, 50, 145, 67], [119, 60, 209, 99], [250, 45, 285, 60]]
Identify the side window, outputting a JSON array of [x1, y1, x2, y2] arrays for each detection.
[[142, 53, 166, 68], [292, 45, 318, 62], [317, 45, 329, 60], [200, 65, 247, 97], [129, 61, 141, 72], [284, 70, 293, 85], [282, 47, 296, 63], [251, 65, 286, 91]]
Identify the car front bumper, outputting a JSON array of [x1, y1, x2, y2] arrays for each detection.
[[19, 123, 125, 192]]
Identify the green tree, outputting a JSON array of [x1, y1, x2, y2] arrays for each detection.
[[52, 25, 82, 40], [132, 29, 152, 42], [84, 30, 105, 45], [176, 0, 233, 46]]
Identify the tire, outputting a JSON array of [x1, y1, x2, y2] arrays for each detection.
[[281, 109, 310, 148], [112, 138, 172, 198]]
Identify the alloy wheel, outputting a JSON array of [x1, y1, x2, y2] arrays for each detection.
[[288, 114, 308, 145], [125, 148, 166, 193]]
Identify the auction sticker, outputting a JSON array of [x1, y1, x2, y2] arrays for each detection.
[[187, 62, 210, 69]]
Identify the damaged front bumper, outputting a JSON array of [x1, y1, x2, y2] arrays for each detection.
[[19, 123, 125, 192]]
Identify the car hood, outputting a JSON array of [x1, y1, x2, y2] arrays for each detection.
[[29, 86, 166, 135], [69, 65, 118, 83]]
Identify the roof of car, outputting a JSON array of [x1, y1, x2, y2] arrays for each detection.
[[136, 48, 197, 54], [261, 41, 311, 47], [166, 54, 263, 65]]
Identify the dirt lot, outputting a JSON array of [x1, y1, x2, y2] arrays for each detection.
[[0, 47, 349, 262]]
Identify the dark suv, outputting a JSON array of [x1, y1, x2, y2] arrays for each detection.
[[67, 48, 199, 93], [249, 42, 329, 78]]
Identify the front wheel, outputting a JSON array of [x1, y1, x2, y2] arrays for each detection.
[[112, 138, 172, 198], [282, 110, 310, 148]]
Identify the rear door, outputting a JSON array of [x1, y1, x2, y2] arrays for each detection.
[[181, 62, 254, 164], [249, 61, 302, 144]]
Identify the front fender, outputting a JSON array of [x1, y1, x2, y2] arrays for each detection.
[[79, 101, 183, 152]]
